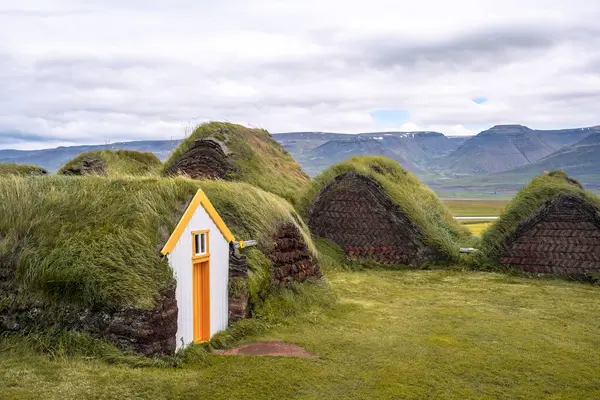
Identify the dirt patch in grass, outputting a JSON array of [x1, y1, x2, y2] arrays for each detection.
[[215, 341, 317, 358]]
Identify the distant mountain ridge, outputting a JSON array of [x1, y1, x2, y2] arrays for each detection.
[[0, 140, 181, 172], [431, 126, 600, 192], [1, 124, 599, 193], [474, 127, 600, 186], [275, 130, 459, 176], [436, 125, 595, 175]]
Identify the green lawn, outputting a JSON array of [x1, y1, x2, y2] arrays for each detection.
[[2, 270, 600, 399]]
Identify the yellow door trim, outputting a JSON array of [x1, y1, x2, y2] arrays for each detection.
[[161, 190, 235, 255]]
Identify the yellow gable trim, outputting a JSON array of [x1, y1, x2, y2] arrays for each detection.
[[161, 189, 235, 255]]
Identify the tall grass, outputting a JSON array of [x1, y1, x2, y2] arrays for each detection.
[[0, 175, 319, 317], [0, 176, 195, 309]]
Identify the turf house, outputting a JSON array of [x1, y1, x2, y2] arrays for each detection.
[[58, 149, 162, 176], [162, 122, 309, 203], [478, 171, 600, 276], [0, 176, 321, 357], [0, 162, 48, 176], [298, 156, 469, 265]]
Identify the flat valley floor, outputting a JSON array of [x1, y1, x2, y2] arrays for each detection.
[[2, 269, 600, 399]]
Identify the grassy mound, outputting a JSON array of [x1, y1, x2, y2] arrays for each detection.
[[163, 122, 309, 203], [477, 170, 600, 267], [298, 156, 470, 262], [58, 150, 162, 177], [0, 162, 47, 176], [0, 175, 316, 323]]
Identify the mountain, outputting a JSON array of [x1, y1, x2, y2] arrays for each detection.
[[534, 127, 595, 148], [302, 137, 419, 176], [272, 132, 350, 171], [433, 127, 600, 192], [2, 125, 598, 192], [437, 125, 594, 176], [481, 127, 600, 187], [0, 140, 181, 172], [273, 131, 349, 147], [290, 131, 459, 176], [446, 136, 470, 147], [358, 131, 460, 158]]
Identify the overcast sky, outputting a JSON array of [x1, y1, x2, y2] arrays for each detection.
[[1, 0, 600, 149]]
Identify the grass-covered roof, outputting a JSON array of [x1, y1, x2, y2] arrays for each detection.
[[0, 162, 47, 176], [0, 175, 315, 313], [477, 170, 600, 264], [163, 122, 309, 203], [58, 150, 162, 177], [297, 156, 470, 261]]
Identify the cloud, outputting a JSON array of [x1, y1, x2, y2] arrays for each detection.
[[1, 0, 600, 149]]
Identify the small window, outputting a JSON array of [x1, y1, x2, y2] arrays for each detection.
[[194, 232, 207, 256]]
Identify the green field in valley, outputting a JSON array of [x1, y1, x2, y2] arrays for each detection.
[[442, 199, 510, 237], [2, 269, 600, 400], [442, 199, 510, 217], [461, 221, 492, 237]]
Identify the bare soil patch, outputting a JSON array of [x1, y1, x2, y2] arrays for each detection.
[[215, 341, 317, 358]]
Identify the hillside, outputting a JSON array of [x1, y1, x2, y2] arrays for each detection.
[[437, 125, 557, 175], [272, 132, 349, 154], [449, 128, 600, 191], [358, 131, 458, 161], [296, 131, 457, 176], [535, 126, 596, 148], [302, 137, 419, 176]]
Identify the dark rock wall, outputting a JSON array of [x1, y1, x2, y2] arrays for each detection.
[[501, 195, 600, 275], [269, 223, 322, 286], [164, 139, 236, 179], [29, 168, 48, 176], [228, 248, 250, 323], [308, 173, 446, 265], [0, 283, 178, 357]]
